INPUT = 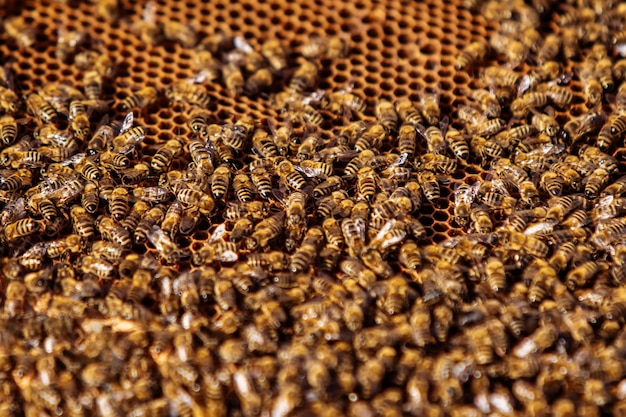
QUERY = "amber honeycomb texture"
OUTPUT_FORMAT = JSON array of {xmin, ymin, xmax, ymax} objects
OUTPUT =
[{"xmin": 3, "ymin": 0, "xmax": 626, "ymax": 415}]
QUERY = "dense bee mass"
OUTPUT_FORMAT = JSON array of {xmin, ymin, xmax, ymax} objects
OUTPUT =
[{"xmin": 3, "ymin": 0, "xmax": 626, "ymax": 415}]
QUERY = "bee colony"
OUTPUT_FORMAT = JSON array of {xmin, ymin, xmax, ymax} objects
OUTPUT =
[{"xmin": 2, "ymin": 0, "xmax": 626, "ymax": 415}]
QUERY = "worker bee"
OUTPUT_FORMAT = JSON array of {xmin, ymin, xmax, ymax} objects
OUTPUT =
[
  {"xmin": 80, "ymin": 181, "xmax": 99, "ymax": 213},
  {"xmin": 483, "ymin": 66, "xmax": 520, "ymax": 90},
  {"xmin": 289, "ymin": 59, "xmax": 318, "ymax": 94},
  {"xmin": 4, "ymin": 218, "xmax": 43, "ymax": 241},
  {"xmin": 453, "ymin": 182, "xmax": 479, "ymax": 226},
  {"xmin": 68, "ymin": 100, "xmax": 91, "ymax": 141},
  {"xmin": 147, "ymin": 225, "xmax": 182, "ymax": 264},
  {"xmin": 301, "ymin": 35, "xmax": 349, "ymax": 59},
  {"xmin": 245, "ymin": 211, "xmax": 285, "ymax": 251},
  {"xmin": 70, "ymin": 205, "xmax": 95, "ymax": 244},
  {"xmin": 211, "ymin": 164, "xmax": 232, "ymax": 200},
  {"xmin": 0, "ymin": 85, "xmax": 20, "ymax": 115},
  {"xmin": 99, "ymin": 151, "xmax": 130, "ymax": 170},
  {"xmin": 511, "ymin": 92, "xmax": 549, "ymax": 118},
  {"xmin": 276, "ymin": 159, "xmax": 306, "ymax": 190},
  {"xmin": 420, "ymin": 93, "xmax": 441, "ymax": 126},
  {"xmin": 375, "ymin": 100, "xmax": 399, "ymax": 134},
  {"xmin": 261, "ymin": 39, "xmax": 288, "ymax": 71},
  {"xmin": 490, "ymin": 33, "xmax": 527, "ymax": 67},
  {"xmin": 25, "ymin": 94, "xmax": 58, "ymax": 123},
  {"xmin": 82, "ymin": 70, "xmax": 103, "ymax": 102},
  {"xmin": 4, "ymin": 16, "xmax": 36, "ymax": 49},
  {"xmin": 29, "ymin": 195, "xmax": 58, "ymax": 221},
  {"xmin": 518, "ymin": 61, "xmax": 560, "ymax": 94},
  {"xmin": 163, "ymin": 20, "xmax": 197, "ymax": 48},
  {"xmin": 120, "ymin": 200, "xmax": 150, "ymax": 232},
  {"xmin": 151, "ymin": 139, "xmax": 183, "ymax": 174},
  {"xmin": 0, "ymin": 169, "xmax": 32, "ymax": 192},
  {"xmin": 456, "ymin": 41, "xmax": 488, "ymax": 70},
  {"xmin": 221, "ymin": 63, "xmax": 245, "ymax": 97},
  {"xmin": 251, "ymin": 129, "xmax": 278, "ymax": 158},
  {"xmin": 537, "ymin": 34, "xmax": 560, "ymax": 64},
  {"xmin": 417, "ymin": 170, "xmax": 440, "ymax": 204},
  {"xmin": 245, "ymin": 68, "xmax": 273, "ymax": 96},
  {"xmin": 166, "ymin": 82, "xmax": 211, "ymax": 108},
  {"xmin": 232, "ymin": 173, "xmax": 255, "ymax": 203},
  {"xmin": 187, "ymin": 109, "xmax": 211, "ymax": 140},
  {"xmin": 297, "ymin": 134, "xmax": 319, "ymax": 162},
  {"xmin": 97, "ymin": 215, "xmax": 132, "ymax": 247},
  {"xmin": 354, "ymin": 123, "xmax": 386, "ymax": 152},
  {"xmin": 321, "ymin": 89, "xmax": 367, "ymax": 115},
  {"xmin": 56, "ymin": 28, "xmax": 86, "ymax": 63},
  {"xmin": 468, "ymin": 88, "xmax": 500, "ymax": 118},
  {"xmin": 470, "ymin": 205, "xmax": 493, "ymax": 234},
  {"xmin": 356, "ymin": 166, "xmax": 377, "ymax": 202},
  {"xmin": 583, "ymin": 167, "xmax": 610, "ymax": 199},
  {"xmin": 119, "ymin": 86, "xmax": 158, "ymax": 112}
]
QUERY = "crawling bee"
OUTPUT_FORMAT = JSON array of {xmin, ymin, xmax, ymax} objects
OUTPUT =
[
  {"xmin": 119, "ymin": 87, "xmax": 158, "ymax": 112},
  {"xmin": 163, "ymin": 20, "xmax": 197, "ymax": 48},
  {"xmin": 456, "ymin": 41, "xmax": 488, "ymax": 70},
  {"xmin": 166, "ymin": 82, "xmax": 211, "ymax": 108}
]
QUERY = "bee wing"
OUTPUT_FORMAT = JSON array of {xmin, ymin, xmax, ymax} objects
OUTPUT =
[
  {"xmin": 439, "ymin": 116, "xmax": 450, "ymax": 138},
  {"xmin": 143, "ymin": 1, "xmax": 158, "ymax": 23},
  {"xmin": 209, "ymin": 223, "xmax": 227, "ymax": 244},
  {"xmin": 61, "ymin": 152, "xmax": 86, "ymax": 166},
  {"xmin": 120, "ymin": 112, "xmax": 134, "ymax": 134},
  {"xmin": 517, "ymin": 75, "xmax": 531, "ymax": 96},
  {"xmin": 216, "ymin": 246, "xmax": 238, "ymax": 262},
  {"xmin": 233, "ymin": 36, "xmax": 253, "ymax": 54},
  {"xmin": 523, "ymin": 220, "xmax": 558, "ymax": 236},
  {"xmin": 147, "ymin": 224, "xmax": 171, "ymax": 252},
  {"xmin": 302, "ymin": 89, "xmax": 325, "ymax": 106},
  {"xmin": 271, "ymin": 188, "xmax": 287, "ymax": 205},
  {"xmin": 2, "ymin": 61, "xmax": 16, "ymax": 91}
]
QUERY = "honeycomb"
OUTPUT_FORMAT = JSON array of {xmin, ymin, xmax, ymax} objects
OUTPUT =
[{"xmin": 1, "ymin": 0, "xmax": 626, "ymax": 415}]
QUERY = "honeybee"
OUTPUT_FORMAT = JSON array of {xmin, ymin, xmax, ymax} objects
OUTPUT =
[
  {"xmin": 97, "ymin": 215, "xmax": 132, "ymax": 247},
  {"xmin": 56, "ymin": 28, "xmax": 85, "ymax": 63},
  {"xmin": 490, "ymin": 33, "xmax": 527, "ymax": 67},
  {"xmin": 82, "ymin": 70, "xmax": 103, "ymax": 102},
  {"xmin": 416, "ymin": 170, "xmax": 440, "ymax": 204},
  {"xmin": 261, "ymin": 39, "xmax": 288, "ymax": 71},
  {"xmin": 118, "ymin": 87, "xmax": 158, "ymax": 113},
  {"xmin": 470, "ymin": 206, "xmax": 493, "ymax": 234},
  {"xmin": 291, "ymin": 226, "xmax": 324, "ymax": 272},
  {"xmin": 321, "ymin": 90, "xmax": 367, "ymax": 115},
  {"xmin": 82, "ymin": 181, "xmax": 99, "ymax": 213},
  {"xmin": 468, "ymin": 118, "xmax": 504, "ymax": 137},
  {"xmin": 68, "ymin": 100, "xmax": 91, "ymax": 141},
  {"xmin": 289, "ymin": 59, "xmax": 318, "ymax": 94},
  {"xmin": 468, "ymin": 88, "xmax": 500, "ymax": 118},
  {"xmin": 25, "ymin": 94, "xmax": 58, "ymax": 123},
  {"xmin": 0, "ymin": 86, "xmax": 19, "ymax": 115},
  {"xmin": 5, "ymin": 281, "xmax": 26, "ymax": 317},
  {"xmin": 276, "ymin": 159, "xmax": 306, "ymax": 190},
  {"xmin": 99, "ymin": 151, "xmax": 131, "ymax": 170},
  {"xmin": 301, "ymin": 35, "xmax": 349, "ymax": 59},
  {"xmin": 518, "ymin": 61, "xmax": 560, "ymax": 94},
  {"xmin": 146, "ymin": 225, "xmax": 182, "ymax": 264},
  {"xmin": 134, "ymin": 205, "xmax": 166, "ymax": 244},
  {"xmin": 4, "ymin": 16, "xmax": 36, "ymax": 49},
  {"xmin": 211, "ymin": 164, "xmax": 232, "ymax": 200},
  {"xmin": 456, "ymin": 41, "xmax": 487, "ymax": 70},
  {"xmin": 296, "ymin": 134, "xmax": 319, "ymax": 162},
  {"xmin": 453, "ymin": 182, "xmax": 479, "ymax": 226},
  {"xmin": 245, "ymin": 68, "xmax": 273, "ymax": 96},
  {"xmin": 312, "ymin": 176, "xmax": 342, "ymax": 199},
  {"xmin": 419, "ymin": 153, "xmax": 457, "ymax": 174},
  {"xmin": 420, "ymin": 93, "xmax": 440, "ymax": 125},
  {"xmin": 354, "ymin": 123, "xmax": 386, "ymax": 152},
  {"xmin": 231, "ymin": 173, "xmax": 254, "ymax": 203},
  {"xmin": 166, "ymin": 82, "xmax": 211, "ymax": 108},
  {"xmin": 537, "ymin": 34, "xmax": 560, "ymax": 64},
  {"xmin": 70, "ymin": 206, "xmax": 95, "ymax": 244},
  {"xmin": 163, "ymin": 20, "xmax": 197, "ymax": 47},
  {"xmin": 151, "ymin": 139, "xmax": 183, "ymax": 173},
  {"xmin": 246, "ymin": 212, "xmax": 285, "ymax": 250},
  {"xmin": 0, "ymin": 168, "xmax": 32, "ymax": 192},
  {"xmin": 221, "ymin": 64, "xmax": 245, "ymax": 97},
  {"xmin": 29, "ymin": 195, "xmax": 58, "ymax": 221},
  {"xmin": 4, "ymin": 217, "xmax": 43, "ymax": 242},
  {"xmin": 583, "ymin": 167, "xmax": 610, "ymax": 199},
  {"xmin": 511, "ymin": 92, "xmax": 549, "ymax": 118},
  {"xmin": 375, "ymin": 100, "xmax": 398, "ymax": 134},
  {"xmin": 483, "ymin": 66, "xmax": 520, "ymax": 90}
]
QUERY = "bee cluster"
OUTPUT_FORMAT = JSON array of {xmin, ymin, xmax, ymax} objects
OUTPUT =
[{"xmin": 2, "ymin": 0, "xmax": 626, "ymax": 415}]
